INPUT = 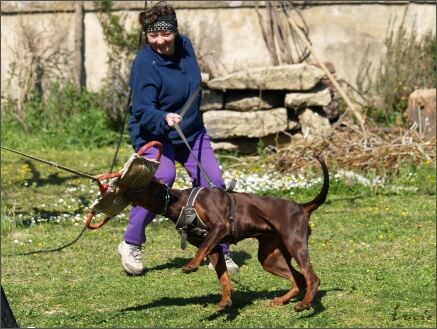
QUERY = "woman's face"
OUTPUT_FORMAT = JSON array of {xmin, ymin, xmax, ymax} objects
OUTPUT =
[{"xmin": 147, "ymin": 31, "xmax": 177, "ymax": 56}]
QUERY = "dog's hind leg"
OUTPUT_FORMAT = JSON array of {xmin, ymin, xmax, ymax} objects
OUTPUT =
[
  {"xmin": 285, "ymin": 238, "xmax": 320, "ymax": 312},
  {"xmin": 257, "ymin": 236, "xmax": 306, "ymax": 306}
]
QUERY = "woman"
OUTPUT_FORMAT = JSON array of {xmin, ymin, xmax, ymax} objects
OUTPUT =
[{"xmin": 118, "ymin": 2, "xmax": 239, "ymax": 275}]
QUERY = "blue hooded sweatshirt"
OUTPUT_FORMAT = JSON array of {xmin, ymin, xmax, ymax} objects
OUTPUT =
[{"xmin": 128, "ymin": 34, "xmax": 204, "ymax": 152}]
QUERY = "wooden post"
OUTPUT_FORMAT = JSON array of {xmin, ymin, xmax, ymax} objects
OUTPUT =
[{"xmin": 74, "ymin": 1, "xmax": 84, "ymax": 94}]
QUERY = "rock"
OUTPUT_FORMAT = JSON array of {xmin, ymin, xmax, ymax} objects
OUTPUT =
[
  {"xmin": 224, "ymin": 90, "xmax": 285, "ymax": 112},
  {"xmin": 203, "ymin": 108, "xmax": 288, "ymax": 139},
  {"xmin": 297, "ymin": 108, "xmax": 332, "ymax": 138},
  {"xmin": 200, "ymin": 89, "xmax": 223, "ymax": 111},
  {"xmin": 207, "ymin": 64, "xmax": 325, "ymax": 91},
  {"xmin": 284, "ymin": 83, "xmax": 332, "ymax": 108},
  {"xmin": 323, "ymin": 99, "xmax": 340, "ymax": 121}
]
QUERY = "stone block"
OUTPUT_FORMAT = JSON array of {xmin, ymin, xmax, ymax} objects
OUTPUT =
[{"xmin": 203, "ymin": 108, "xmax": 288, "ymax": 139}]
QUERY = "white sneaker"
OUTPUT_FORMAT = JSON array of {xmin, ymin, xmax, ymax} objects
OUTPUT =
[
  {"xmin": 208, "ymin": 253, "xmax": 239, "ymax": 273},
  {"xmin": 118, "ymin": 241, "xmax": 144, "ymax": 275}
]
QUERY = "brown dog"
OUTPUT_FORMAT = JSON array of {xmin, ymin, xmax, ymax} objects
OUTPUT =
[{"xmin": 124, "ymin": 156, "xmax": 329, "ymax": 313}]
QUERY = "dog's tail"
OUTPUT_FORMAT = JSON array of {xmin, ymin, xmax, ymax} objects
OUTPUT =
[{"xmin": 301, "ymin": 155, "xmax": 329, "ymax": 216}]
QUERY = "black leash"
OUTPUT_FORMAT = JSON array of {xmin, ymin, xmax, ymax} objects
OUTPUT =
[
  {"xmin": 3, "ymin": 226, "xmax": 87, "ymax": 257},
  {"xmin": 1, "ymin": 146, "xmax": 100, "ymax": 181},
  {"xmin": 173, "ymin": 86, "xmax": 216, "ymax": 188},
  {"xmin": 1, "ymin": 146, "xmax": 104, "ymax": 257}
]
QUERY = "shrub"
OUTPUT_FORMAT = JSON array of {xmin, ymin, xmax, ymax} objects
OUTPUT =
[
  {"xmin": 356, "ymin": 9, "xmax": 436, "ymax": 126},
  {"xmin": 1, "ymin": 81, "xmax": 121, "ymax": 150}
]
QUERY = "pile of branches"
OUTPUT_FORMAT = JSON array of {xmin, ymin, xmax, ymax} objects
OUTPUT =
[{"xmin": 269, "ymin": 123, "xmax": 436, "ymax": 174}]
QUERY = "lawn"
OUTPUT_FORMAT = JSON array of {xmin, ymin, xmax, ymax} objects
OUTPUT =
[{"xmin": 1, "ymin": 146, "xmax": 436, "ymax": 328}]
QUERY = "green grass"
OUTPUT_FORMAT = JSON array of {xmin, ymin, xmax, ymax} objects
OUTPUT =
[{"xmin": 1, "ymin": 146, "xmax": 436, "ymax": 328}]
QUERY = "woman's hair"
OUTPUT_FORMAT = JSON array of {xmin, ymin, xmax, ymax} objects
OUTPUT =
[{"xmin": 139, "ymin": 2, "xmax": 177, "ymax": 32}]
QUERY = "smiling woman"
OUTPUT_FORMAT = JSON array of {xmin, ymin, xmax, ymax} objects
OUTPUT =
[
  {"xmin": 119, "ymin": 1, "xmax": 240, "ymax": 276},
  {"xmin": 142, "ymin": 8, "xmax": 178, "ymax": 57}
]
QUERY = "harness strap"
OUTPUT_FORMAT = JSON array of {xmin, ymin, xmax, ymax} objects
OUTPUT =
[
  {"xmin": 175, "ymin": 187, "xmax": 238, "ymax": 250},
  {"xmin": 228, "ymin": 192, "xmax": 237, "ymax": 239},
  {"xmin": 187, "ymin": 187, "xmax": 204, "ymax": 208},
  {"xmin": 226, "ymin": 179, "xmax": 237, "ymax": 192},
  {"xmin": 176, "ymin": 187, "xmax": 205, "ymax": 249}
]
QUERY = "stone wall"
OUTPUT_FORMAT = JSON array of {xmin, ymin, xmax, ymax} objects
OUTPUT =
[{"xmin": 200, "ymin": 63, "xmax": 338, "ymax": 153}]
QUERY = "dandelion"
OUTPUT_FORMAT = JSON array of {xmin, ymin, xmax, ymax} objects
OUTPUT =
[{"xmin": 379, "ymin": 235, "xmax": 384, "ymax": 239}]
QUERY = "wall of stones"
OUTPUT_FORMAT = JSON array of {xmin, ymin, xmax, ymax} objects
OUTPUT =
[{"xmin": 200, "ymin": 63, "xmax": 337, "ymax": 152}]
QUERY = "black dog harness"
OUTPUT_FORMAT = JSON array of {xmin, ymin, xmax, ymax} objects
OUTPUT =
[{"xmin": 175, "ymin": 181, "xmax": 237, "ymax": 250}]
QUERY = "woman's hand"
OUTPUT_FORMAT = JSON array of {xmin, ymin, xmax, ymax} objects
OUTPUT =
[{"xmin": 165, "ymin": 113, "xmax": 182, "ymax": 128}]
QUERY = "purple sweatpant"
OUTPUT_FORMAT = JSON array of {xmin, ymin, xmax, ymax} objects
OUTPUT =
[{"xmin": 124, "ymin": 128, "xmax": 230, "ymax": 254}]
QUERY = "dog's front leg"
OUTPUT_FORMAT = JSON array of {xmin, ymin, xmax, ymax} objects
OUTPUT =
[
  {"xmin": 182, "ymin": 228, "xmax": 229, "ymax": 274},
  {"xmin": 209, "ymin": 251, "xmax": 233, "ymax": 313}
]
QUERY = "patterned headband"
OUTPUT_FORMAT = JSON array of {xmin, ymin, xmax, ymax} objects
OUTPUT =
[{"xmin": 144, "ymin": 13, "xmax": 178, "ymax": 33}]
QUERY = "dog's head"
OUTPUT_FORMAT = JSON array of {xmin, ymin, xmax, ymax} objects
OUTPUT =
[{"xmin": 124, "ymin": 177, "xmax": 168, "ymax": 210}]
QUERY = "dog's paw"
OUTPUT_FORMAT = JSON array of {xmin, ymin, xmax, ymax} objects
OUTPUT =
[
  {"xmin": 294, "ymin": 302, "xmax": 312, "ymax": 312},
  {"xmin": 270, "ymin": 297, "xmax": 287, "ymax": 306},
  {"xmin": 182, "ymin": 265, "xmax": 199, "ymax": 273},
  {"xmin": 217, "ymin": 299, "xmax": 232, "ymax": 313}
]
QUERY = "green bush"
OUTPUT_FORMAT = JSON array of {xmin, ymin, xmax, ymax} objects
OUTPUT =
[
  {"xmin": 356, "ymin": 10, "xmax": 436, "ymax": 126},
  {"xmin": 1, "ymin": 81, "xmax": 123, "ymax": 150}
]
